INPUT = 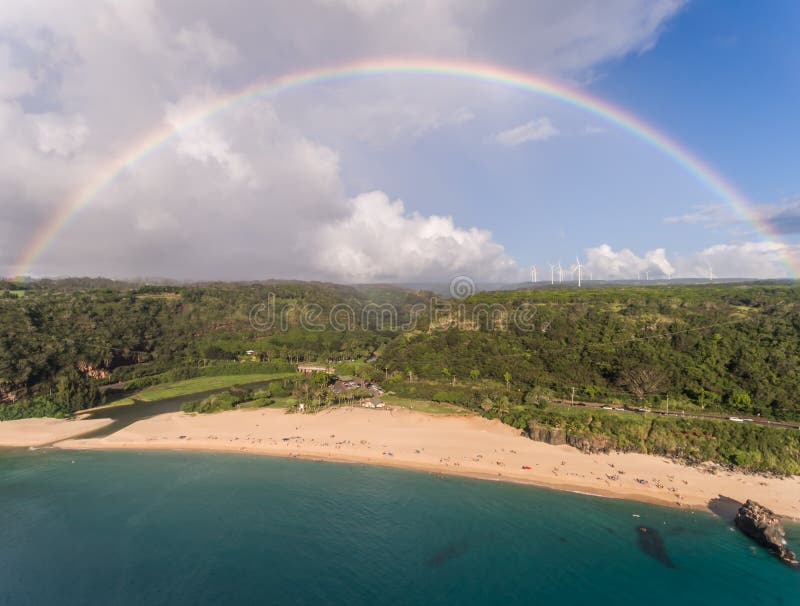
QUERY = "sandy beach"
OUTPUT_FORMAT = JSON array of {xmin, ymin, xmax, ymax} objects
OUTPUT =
[
  {"xmin": 32, "ymin": 405, "xmax": 797, "ymax": 518},
  {"xmin": 0, "ymin": 416, "xmax": 113, "ymax": 447}
]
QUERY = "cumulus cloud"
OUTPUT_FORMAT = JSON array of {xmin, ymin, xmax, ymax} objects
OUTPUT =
[
  {"xmin": 683, "ymin": 241, "xmax": 797, "ymax": 279},
  {"xmin": 165, "ymin": 96, "xmax": 256, "ymax": 185},
  {"xmin": 585, "ymin": 244, "xmax": 675, "ymax": 279},
  {"xmin": 315, "ymin": 191, "xmax": 522, "ymax": 282},
  {"xmin": 0, "ymin": 0, "xmax": 693, "ymax": 281},
  {"xmin": 2, "ymin": 87, "xmax": 519, "ymax": 281},
  {"xmin": 494, "ymin": 117, "xmax": 559, "ymax": 146},
  {"xmin": 584, "ymin": 242, "xmax": 797, "ymax": 280}
]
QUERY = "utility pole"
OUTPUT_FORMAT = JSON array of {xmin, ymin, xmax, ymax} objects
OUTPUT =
[
  {"xmin": 571, "ymin": 387, "xmax": 575, "ymax": 405},
  {"xmin": 666, "ymin": 394, "xmax": 669, "ymax": 415}
]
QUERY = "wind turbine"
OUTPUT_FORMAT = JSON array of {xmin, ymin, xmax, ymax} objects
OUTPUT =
[
  {"xmin": 530, "ymin": 265, "xmax": 537, "ymax": 283},
  {"xmin": 557, "ymin": 262, "xmax": 563, "ymax": 284},
  {"xmin": 707, "ymin": 263, "xmax": 713, "ymax": 282},
  {"xmin": 573, "ymin": 255, "xmax": 584, "ymax": 288},
  {"xmin": 548, "ymin": 263, "xmax": 555, "ymax": 285}
]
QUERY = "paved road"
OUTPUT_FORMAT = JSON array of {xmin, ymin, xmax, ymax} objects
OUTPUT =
[{"xmin": 551, "ymin": 398, "xmax": 800, "ymax": 430}]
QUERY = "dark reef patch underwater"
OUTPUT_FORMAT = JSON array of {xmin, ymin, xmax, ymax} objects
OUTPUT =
[{"xmin": 637, "ymin": 526, "xmax": 676, "ymax": 569}]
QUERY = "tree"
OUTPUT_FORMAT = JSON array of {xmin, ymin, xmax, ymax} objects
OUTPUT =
[
  {"xmin": 619, "ymin": 366, "xmax": 666, "ymax": 400},
  {"xmin": 503, "ymin": 371, "xmax": 512, "ymax": 389},
  {"xmin": 469, "ymin": 369, "xmax": 480, "ymax": 381},
  {"xmin": 53, "ymin": 369, "xmax": 100, "ymax": 413},
  {"xmin": 524, "ymin": 386, "xmax": 554, "ymax": 408},
  {"xmin": 727, "ymin": 389, "xmax": 752, "ymax": 413},
  {"xmin": 203, "ymin": 345, "xmax": 232, "ymax": 360},
  {"xmin": 496, "ymin": 396, "xmax": 511, "ymax": 417}
]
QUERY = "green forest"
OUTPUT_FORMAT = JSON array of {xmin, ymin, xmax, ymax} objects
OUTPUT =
[{"xmin": 2, "ymin": 278, "xmax": 800, "ymax": 474}]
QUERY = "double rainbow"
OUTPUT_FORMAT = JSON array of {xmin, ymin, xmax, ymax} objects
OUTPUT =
[{"xmin": 10, "ymin": 58, "xmax": 797, "ymax": 279}]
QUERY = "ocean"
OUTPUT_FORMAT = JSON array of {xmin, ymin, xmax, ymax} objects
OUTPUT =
[{"xmin": 1, "ymin": 448, "xmax": 797, "ymax": 605}]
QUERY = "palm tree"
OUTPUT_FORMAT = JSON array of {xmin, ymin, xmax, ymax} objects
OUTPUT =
[{"xmin": 496, "ymin": 396, "xmax": 511, "ymax": 418}]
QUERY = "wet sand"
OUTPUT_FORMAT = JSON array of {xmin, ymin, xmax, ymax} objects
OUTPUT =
[
  {"xmin": 49, "ymin": 406, "xmax": 800, "ymax": 518},
  {"xmin": 0, "ymin": 417, "xmax": 113, "ymax": 447}
]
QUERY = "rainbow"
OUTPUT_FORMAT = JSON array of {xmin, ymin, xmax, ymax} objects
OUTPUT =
[{"xmin": 10, "ymin": 57, "xmax": 798, "ymax": 278}]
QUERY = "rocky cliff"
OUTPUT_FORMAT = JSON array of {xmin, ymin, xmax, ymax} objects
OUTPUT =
[{"xmin": 526, "ymin": 422, "xmax": 616, "ymax": 453}]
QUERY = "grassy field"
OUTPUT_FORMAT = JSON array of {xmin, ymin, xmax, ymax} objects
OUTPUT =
[
  {"xmin": 239, "ymin": 395, "xmax": 296, "ymax": 410},
  {"xmin": 105, "ymin": 373, "xmax": 297, "ymax": 407},
  {"xmin": 382, "ymin": 395, "xmax": 474, "ymax": 416}
]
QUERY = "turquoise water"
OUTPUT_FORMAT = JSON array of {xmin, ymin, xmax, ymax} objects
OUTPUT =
[{"xmin": 1, "ymin": 449, "xmax": 798, "ymax": 605}]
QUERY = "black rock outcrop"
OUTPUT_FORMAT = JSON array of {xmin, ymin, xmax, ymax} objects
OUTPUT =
[{"xmin": 735, "ymin": 500, "xmax": 798, "ymax": 568}]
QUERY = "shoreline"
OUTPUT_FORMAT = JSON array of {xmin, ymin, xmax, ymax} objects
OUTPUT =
[
  {"xmin": 45, "ymin": 406, "xmax": 800, "ymax": 519},
  {"xmin": 58, "ymin": 440, "xmax": 709, "ymax": 513},
  {"xmin": 0, "ymin": 417, "xmax": 113, "ymax": 447}
]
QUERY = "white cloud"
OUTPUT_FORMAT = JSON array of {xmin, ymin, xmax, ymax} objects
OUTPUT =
[
  {"xmin": 0, "ymin": 0, "xmax": 691, "ymax": 281},
  {"xmin": 34, "ymin": 114, "xmax": 88, "ymax": 156},
  {"xmin": 682, "ymin": 241, "xmax": 797, "ymax": 279},
  {"xmin": 585, "ymin": 244, "xmax": 674, "ymax": 279},
  {"xmin": 315, "ymin": 191, "xmax": 522, "ymax": 282},
  {"xmin": 494, "ymin": 117, "xmax": 559, "ymax": 146},
  {"xmin": 165, "ymin": 96, "xmax": 256, "ymax": 185},
  {"xmin": 584, "ymin": 241, "xmax": 797, "ymax": 280}
]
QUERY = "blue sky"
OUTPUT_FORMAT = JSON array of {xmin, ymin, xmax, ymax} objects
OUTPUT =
[
  {"xmin": 0, "ymin": 1, "xmax": 797, "ymax": 281},
  {"xmin": 324, "ymin": 1, "xmax": 800, "ymax": 276},
  {"xmin": 597, "ymin": 0, "xmax": 800, "ymax": 203}
]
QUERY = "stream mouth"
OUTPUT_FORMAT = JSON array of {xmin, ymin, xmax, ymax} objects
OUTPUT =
[{"xmin": 70, "ymin": 380, "xmax": 276, "ymax": 441}]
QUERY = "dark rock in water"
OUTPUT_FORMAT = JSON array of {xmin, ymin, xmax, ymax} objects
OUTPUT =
[
  {"xmin": 735, "ymin": 500, "xmax": 799, "ymax": 568},
  {"xmin": 637, "ymin": 526, "xmax": 676, "ymax": 568},
  {"xmin": 425, "ymin": 541, "xmax": 469, "ymax": 567}
]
